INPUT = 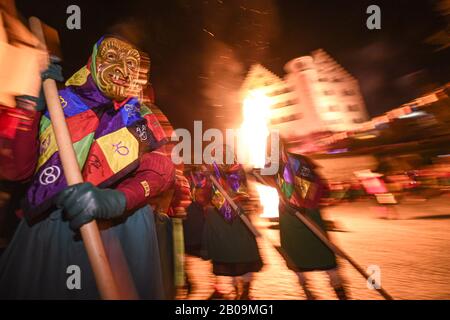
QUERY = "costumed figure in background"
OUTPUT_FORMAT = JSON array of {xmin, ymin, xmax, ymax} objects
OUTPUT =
[
  {"xmin": 0, "ymin": 36, "xmax": 180, "ymax": 299},
  {"xmin": 197, "ymin": 160, "xmax": 262, "ymax": 300},
  {"xmin": 276, "ymin": 151, "xmax": 348, "ymax": 300},
  {"xmin": 182, "ymin": 165, "xmax": 211, "ymax": 296},
  {"xmin": 142, "ymin": 86, "xmax": 192, "ymax": 299}
]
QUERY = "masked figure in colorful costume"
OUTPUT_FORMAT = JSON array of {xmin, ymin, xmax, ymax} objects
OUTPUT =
[
  {"xmin": 277, "ymin": 151, "xmax": 348, "ymax": 300},
  {"xmin": 0, "ymin": 36, "xmax": 179, "ymax": 299},
  {"xmin": 142, "ymin": 88, "xmax": 192, "ymax": 299},
  {"xmin": 189, "ymin": 161, "xmax": 262, "ymax": 300},
  {"xmin": 180, "ymin": 165, "xmax": 211, "ymax": 296}
]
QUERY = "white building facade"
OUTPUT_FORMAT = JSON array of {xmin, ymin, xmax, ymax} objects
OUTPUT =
[{"xmin": 241, "ymin": 49, "xmax": 369, "ymax": 141}]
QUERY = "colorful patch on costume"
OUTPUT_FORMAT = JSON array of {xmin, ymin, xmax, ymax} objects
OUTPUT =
[
  {"xmin": 279, "ymin": 153, "xmax": 322, "ymax": 209},
  {"xmin": 128, "ymin": 118, "xmax": 161, "ymax": 154},
  {"xmin": 140, "ymin": 104, "xmax": 152, "ymax": 117},
  {"xmin": 39, "ymin": 115, "xmax": 51, "ymax": 133},
  {"xmin": 36, "ymin": 124, "xmax": 58, "ymax": 172},
  {"xmin": 144, "ymin": 112, "xmax": 166, "ymax": 143},
  {"xmin": 66, "ymin": 109, "xmax": 99, "ymax": 143},
  {"xmin": 27, "ymin": 153, "xmax": 67, "ymax": 214},
  {"xmin": 82, "ymin": 142, "xmax": 115, "ymax": 186},
  {"xmin": 280, "ymin": 178, "xmax": 294, "ymax": 199},
  {"xmin": 96, "ymin": 127, "xmax": 139, "ymax": 174},
  {"xmin": 295, "ymin": 176, "xmax": 311, "ymax": 199},
  {"xmin": 210, "ymin": 162, "xmax": 248, "ymax": 222},
  {"xmin": 44, "ymin": 88, "xmax": 90, "ymax": 119},
  {"xmin": 65, "ymin": 66, "xmax": 90, "ymax": 87},
  {"xmin": 120, "ymin": 98, "xmax": 141, "ymax": 126},
  {"xmin": 73, "ymin": 133, "xmax": 95, "ymax": 168}
]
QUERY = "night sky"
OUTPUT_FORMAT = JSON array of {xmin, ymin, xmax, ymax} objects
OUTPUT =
[{"xmin": 15, "ymin": 0, "xmax": 450, "ymax": 132}]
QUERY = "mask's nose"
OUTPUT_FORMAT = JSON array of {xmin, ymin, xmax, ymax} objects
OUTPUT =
[
  {"xmin": 121, "ymin": 59, "xmax": 129, "ymax": 77},
  {"xmin": 113, "ymin": 62, "xmax": 128, "ymax": 79}
]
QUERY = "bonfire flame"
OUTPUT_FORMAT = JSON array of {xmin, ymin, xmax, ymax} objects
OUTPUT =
[
  {"xmin": 240, "ymin": 90, "xmax": 271, "ymax": 168},
  {"xmin": 240, "ymin": 90, "xmax": 279, "ymax": 218},
  {"xmin": 256, "ymin": 184, "xmax": 280, "ymax": 218}
]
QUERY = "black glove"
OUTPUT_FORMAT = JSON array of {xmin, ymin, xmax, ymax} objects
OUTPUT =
[
  {"xmin": 56, "ymin": 182, "xmax": 127, "ymax": 231},
  {"xmin": 17, "ymin": 63, "xmax": 64, "ymax": 112},
  {"xmin": 42, "ymin": 63, "xmax": 64, "ymax": 83}
]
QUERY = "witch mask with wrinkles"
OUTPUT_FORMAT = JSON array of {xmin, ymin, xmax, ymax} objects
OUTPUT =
[{"xmin": 91, "ymin": 37, "xmax": 150, "ymax": 101}]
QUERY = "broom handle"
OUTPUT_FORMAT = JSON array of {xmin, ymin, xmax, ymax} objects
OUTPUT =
[
  {"xmin": 29, "ymin": 16, "xmax": 120, "ymax": 300},
  {"xmin": 0, "ymin": 12, "xmax": 7, "ymax": 42}
]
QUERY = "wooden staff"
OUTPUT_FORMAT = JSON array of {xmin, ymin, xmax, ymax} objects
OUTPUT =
[
  {"xmin": 252, "ymin": 169, "xmax": 394, "ymax": 300},
  {"xmin": 29, "ymin": 17, "xmax": 120, "ymax": 300}
]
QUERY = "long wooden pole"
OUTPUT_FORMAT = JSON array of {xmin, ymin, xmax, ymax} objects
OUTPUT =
[
  {"xmin": 29, "ymin": 17, "xmax": 120, "ymax": 300},
  {"xmin": 253, "ymin": 170, "xmax": 394, "ymax": 300}
]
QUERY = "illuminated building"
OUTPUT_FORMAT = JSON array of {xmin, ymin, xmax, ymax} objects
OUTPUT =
[{"xmin": 240, "ymin": 49, "xmax": 369, "ymax": 141}]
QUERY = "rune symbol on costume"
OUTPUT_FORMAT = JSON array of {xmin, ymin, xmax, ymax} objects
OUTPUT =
[
  {"xmin": 39, "ymin": 166, "xmax": 61, "ymax": 185},
  {"xmin": 40, "ymin": 135, "xmax": 51, "ymax": 154},
  {"xmin": 112, "ymin": 141, "xmax": 130, "ymax": 156},
  {"xmin": 59, "ymin": 96, "xmax": 68, "ymax": 108},
  {"xmin": 124, "ymin": 103, "xmax": 138, "ymax": 118},
  {"xmin": 300, "ymin": 166, "xmax": 311, "ymax": 177},
  {"xmin": 87, "ymin": 154, "xmax": 104, "ymax": 175},
  {"xmin": 136, "ymin": 125, "xmax": 148, "ymax": 141}
]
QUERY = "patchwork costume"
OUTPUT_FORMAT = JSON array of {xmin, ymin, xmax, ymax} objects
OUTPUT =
[
  {"xmin": 184, "ymin": 169, "xmax": 210, "ymax": 258},
  {"xmin": 0, "ymin": 37, "xmax": 177, "ymax": 299},
  {"xmin": 144, "ymin": 92, "xmax": 192, "ymax": 299},
  {"xmin": 204, "ymin": 163, "xmax": 262, "ymax": 276},
  {"xmin": 278, "ymin": 153, "xmax": 336, "ymax": 272},
  {"xmin": 188, "ymin": 163, "xmax": 262, "ymax": 299},
  {"xmin": 277, "ymin": 152, "xmax": 347, "ymax": 300}
]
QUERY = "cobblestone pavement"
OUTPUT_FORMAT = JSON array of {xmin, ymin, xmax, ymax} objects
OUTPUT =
[{"xmin": 180, "ymin": 194, "xmax": 450, "ymax": 300}]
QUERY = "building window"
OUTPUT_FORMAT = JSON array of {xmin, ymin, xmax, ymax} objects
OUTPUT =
[
  {"xmin": 329, "ymin": 105, "xmax": 339, "ymax": 112},
  {"xmin": 270, "ymin": 113, "xmax": 303, "ymax": 125},
  {"xmin": 279, "ymin": 88, "xmax": 291, "ymax": 95},
  {"xmin": 342, "ymin": 89, "xmax": 355, "ymax": 96},
  {"xmin": 273, "ymin": 101, "xmax": 291, "ymax": 109},
  {"xmin": 347, "ymin": 104, "xmax": 359, "ymax": 112},
  {"xmin": 268, "ymin": 87, "xmax": 291, "ymax": 97}
]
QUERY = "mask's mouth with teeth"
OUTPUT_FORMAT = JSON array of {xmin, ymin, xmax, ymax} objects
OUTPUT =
[{"xmin": 109, "ymin": 73, "xmax": 130, "ymax": 87}]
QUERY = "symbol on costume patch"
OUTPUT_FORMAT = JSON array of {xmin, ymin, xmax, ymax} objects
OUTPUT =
[
  {"xmin": 300, "ymin": 166, "xmax": 311, "ymax": 177},
  {"xmin": 59, "ymin": 96, "xmax": 68, "ymax": 108},
  {"xmin": 39, "ymin": 166, "xmax": 61, "ymax": 185},
  {"xmin": 136, "ymin": 125, "xmax": 148, "ymax": 141},
  {"xmin": 87, "ymin": 154, "xmax": 104, "ymax": 175},
  {"xmin": 112, "ymin": 141, "xmax": 130, "ymax": 156},
  {"xmin": 124, "ymin": 104, "xmax": 137, "ymax": 117},
  {"xmin": 40, "ymin": 135, "xmax": 51, "ymax": 153}
]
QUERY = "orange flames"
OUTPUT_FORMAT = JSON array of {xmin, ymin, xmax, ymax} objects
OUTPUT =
[{"xmin": 240, "ymin": 90, "xmax": 279, "ymax": 218}]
